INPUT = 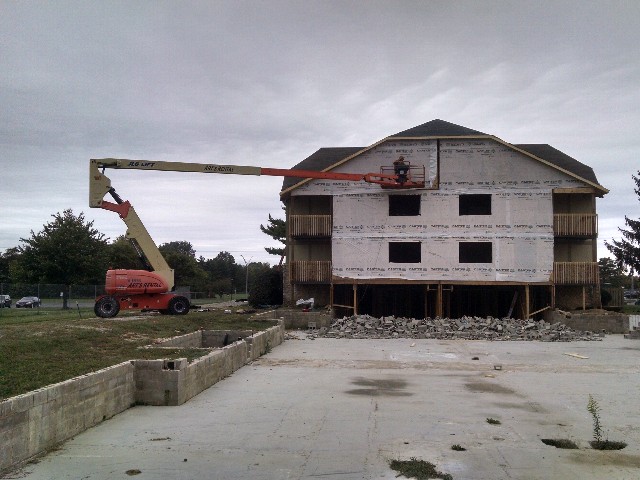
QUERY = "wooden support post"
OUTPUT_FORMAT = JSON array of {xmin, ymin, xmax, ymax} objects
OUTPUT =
[
  {"xmin": 436, "ymin": 283, "xmax": 443, "ymax": 318},
  {"xmin": 329, "ymin": 283, "xmax": 334, "ymax": 313},
  {"xmin": 424, "ymin": 285, "xmax": 429, "ymax": 319},
  {"xmin": 551, "ymin": 285, "xmax": 556, "ymax": 309},
  {"xmin": 525, "ymin": 284, "xmax": 530, "ymax": 320},
  {"xmin": 289, "ymin": 264, "xmax": 296, "ymax": 307},
  {"xmin": 507, "ymin": 290, "xmax": 518, "ymax": 318},
  {"xmin": 353, "ymin": 283, "xmax": 358, "ymax": 316},
  {"xmin": 582, "ymin": 285, "xmax": 586, "ymax": 310}
]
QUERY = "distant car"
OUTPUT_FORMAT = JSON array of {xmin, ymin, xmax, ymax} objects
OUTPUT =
[
  {"xmin": 15, "ymin": 296, "xmax": 41, "ymax": 308},
  {"xmin": 0, "ymin": 294, "xmax": 11, "ymax": 307}
]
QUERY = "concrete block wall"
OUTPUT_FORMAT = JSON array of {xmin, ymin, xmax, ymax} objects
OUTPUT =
[
  {"xmin": 247, "ymin": 321, "xmax": 286, "ymax": 361},
  {"xmin": 182, "ymin": 342, "xmax": 249, "ymax": 403},
  {"xmin": 1, "ymin": 321, "xmax": 286, "ymax": 473},
  {"xmin": 545, "ymin": 310, "xmax": 629, "ymax": 334},
  {"xmin": 154, "ymin": 330, "xmax": 255, "ymax": 349},
  {"xmin": 132, "ymin": 322, "xmax": 285, "ymax": 405},
  {"xmin": 134, "ymin": 358, "xmax": 188, "ymax": 406},
  {"xmin": 202, "ymin": 330, "xmax": 253, "ymax": 348},
  {"xmin": 0, "ymin": 362, "xmax": 135, "ymax": 473},
  {"xmin": 282, "ymin": 310, "xmax": 333, "ymax": 330},
  {"xmin": 155, "ymin": 330, "xmax": 202, "ymax": 348}
]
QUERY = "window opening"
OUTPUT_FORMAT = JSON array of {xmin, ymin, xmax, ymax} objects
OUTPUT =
[
  {"xmin": 389, "ymin": 195, "xmax": 421, "ymax": 216},
  {"xmin": 389, "ymin": 242, "xmax": 421, "ymax": 263},
  {"xmin": 459, "ymin": 194, "xmax": 491, "ymax": 215},
  {"xmin": 459, "ymin": 242, "xmax": 492, "ymax": 263}
]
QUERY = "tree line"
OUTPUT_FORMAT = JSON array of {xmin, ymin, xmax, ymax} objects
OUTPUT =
[{"xmin": 0, "ymin": 209, "xmax": 285, "ymax": 307}]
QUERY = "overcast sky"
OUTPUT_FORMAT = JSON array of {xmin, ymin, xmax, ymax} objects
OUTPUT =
[{"xmin": 1, "ymin": 0, "xmax": 638, "ymax": 267}]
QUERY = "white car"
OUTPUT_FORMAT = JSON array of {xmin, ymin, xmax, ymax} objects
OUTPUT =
[{"xmin": 0, "ymin": 294, "xmax": 11, "ymax": 307}]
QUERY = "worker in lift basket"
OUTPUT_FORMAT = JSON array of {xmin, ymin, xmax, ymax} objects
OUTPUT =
[{"xmin": 393, "ymin": 156, "xmax": 409, "ymax": 183}]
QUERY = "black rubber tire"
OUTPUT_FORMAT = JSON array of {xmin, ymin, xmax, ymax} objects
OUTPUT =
[
  {"xmin": 168, "ymin": 296, "xmax": 190, "ymax": 315},
  {"xmin": 94, "ymin": 296, "xmax": 120, "ymax": 318}
]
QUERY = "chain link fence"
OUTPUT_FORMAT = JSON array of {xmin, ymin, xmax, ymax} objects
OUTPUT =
[
  {"xmin": 0, "ymin": 283, "xmax": 106, "ymax": 308},
  {"xmin": 0, "ymin": 284, "xmax": 205, "ymax": 308}
]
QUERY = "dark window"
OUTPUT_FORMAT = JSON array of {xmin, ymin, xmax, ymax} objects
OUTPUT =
[
  {"xmin": 459, "ymin": 242, "xmax": 492, "ymax": 263},
  {"xmin": 389, "ymin": 195, "xmax": 421, "ymax": 216},
  {"xmin": 389, "ymin": 242, "xmax": 421, "ymax": 263},
  {"xmin": 459, "ymin": 194, "xmax": 491, "ymax": 215}
]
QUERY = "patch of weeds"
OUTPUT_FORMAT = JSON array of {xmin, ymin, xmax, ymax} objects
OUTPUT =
[
  {"xmin": 125, "ymin": 469, "xmax": 142, "ymax": 476},
  {"xmin": 486, "ymin": 417, "xmax": 501, "ymax": 425},
  {"xmin": 587, "ymin": 394, "xmax": 627, "ymax": 450},
  {"xmin": 451, "ymin": 444, "xmax": 466, "ymax": 451},
  {"xmin": 264, "ymin": 341, "xmax": 272, "ymax": 355},
  {"xmin": 587, "ymin": 395, "xmax": 603, "ymax": 442},
  {"xmin": 389, "ymin": 457, "xmax": 453, "ymax": 480},
  {"xmin": 541, "ymin": 438, "xmax": 578, "ymax": 449}
]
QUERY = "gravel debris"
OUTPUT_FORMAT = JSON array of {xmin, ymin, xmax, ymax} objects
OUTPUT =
[{"xmin": 314, "ymin": 315, "xmax": 603, "ymax": 341}]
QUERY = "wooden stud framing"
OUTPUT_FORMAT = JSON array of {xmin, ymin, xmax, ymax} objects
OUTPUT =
[{"xmin": 353, "ymin": 284, "xmax": 358, "ymax": 316}]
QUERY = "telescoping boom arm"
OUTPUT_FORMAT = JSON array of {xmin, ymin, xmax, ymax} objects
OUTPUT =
[{"xmin": 89, "ymin": 157, "xmax": 425, "ymax": 191}]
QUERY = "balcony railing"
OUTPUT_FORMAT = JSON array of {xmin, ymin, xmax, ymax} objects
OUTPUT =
[
  {"xmin": 553, "ymin": 213, "xmax": 597, "ymax": 237},
  {"xmin": 289, "ymin": 215, "xmax": 332, "ymax": 238},
  {"xmin": 290, "ymin": 260, "xmax": 332, "ymax": 284},
  {"xmin": 552, "ymin": 262, "xmax": 599, "ymax": 285}
]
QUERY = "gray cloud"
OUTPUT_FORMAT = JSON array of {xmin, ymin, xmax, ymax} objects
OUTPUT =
[{"xmin": 1, "ymin": 0, "xmax": 638, "ymax": 265}]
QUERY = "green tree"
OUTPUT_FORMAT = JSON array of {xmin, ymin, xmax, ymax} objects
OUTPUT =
[
  {"xmin": 0, "ymin": 247, "xmax": 21, "ymax": 284},
  {"xmin": 159, "ymin": 241, "xmax": 196, "ymax": 257},
  {"xmin": 209, "ymin": 278, "xmax": 233, "ymax": 299},
  {"xmin": 106, "ymin": 236, "xmax": 142, "ymax": 270},
  {"xmin": 598, "ymin": 257, "xmax": 627, "ymax": 288},
  {"xmin": 606, "ymin": 171, "xmax": 640, "ymax": 273},
  {"xmin": 198, "ymin": 251, "xmax": 242, "ymax": 292},
  {"xmin": 159, "ymin": 241, "xmax": 207, "ymax": 289},
  {"xmin": 16, "ymin": 210, "xmax": 109, "ymax": 308},
  {"xmin": 248, "ymin": 262, "xmax": 283, "ymax": 307},
  {"xmin": 260, "ymin": 212, "xmax": 286, "ymax": 257}
]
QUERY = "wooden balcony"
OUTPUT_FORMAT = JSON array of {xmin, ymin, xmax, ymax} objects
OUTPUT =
[
  {"xmin": 289, "ymin": 215, "xmax": 332, "ymax": 238},
  {"xmin": 552, "ymin": 262, "xmax": 599, "ymax": 285},
  {"xmin": 553, "ymin": 213, "xmax": 597, "ymax": 237},
  {"xmin": 290, "ymin": 260, "xmax": 332, "ymax": 284}
]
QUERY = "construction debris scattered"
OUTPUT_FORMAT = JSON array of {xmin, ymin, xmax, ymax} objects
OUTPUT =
[{"xmin": 315, "ymin": 315, "xmax": 604, "ymax": 341}]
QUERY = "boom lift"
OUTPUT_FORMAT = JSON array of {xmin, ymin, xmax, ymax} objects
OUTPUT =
[{"xmin": 89, "ymin": 158, "xmax": 425, "ymax": 318}]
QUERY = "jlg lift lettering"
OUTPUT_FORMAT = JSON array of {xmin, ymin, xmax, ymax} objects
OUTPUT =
[
  {"xmin": 127, "ymin": 161, "xmax": 156, "ymax": 167},
  {"xmin": 204, "ymin": 165, "xmax": 234, "ymax": 172}
]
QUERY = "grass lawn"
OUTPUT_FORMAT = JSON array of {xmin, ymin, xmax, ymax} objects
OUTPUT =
[{"xmin": 0, "ymin": 306, "xmax": 277, "ymax": 400}]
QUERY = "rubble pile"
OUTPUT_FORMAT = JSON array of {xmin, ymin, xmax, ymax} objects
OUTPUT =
[{"xmin": 317, "ymin": 315, "xmax": 603, "ymax": 342}]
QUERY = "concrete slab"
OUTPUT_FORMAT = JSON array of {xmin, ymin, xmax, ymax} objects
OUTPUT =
[{"xmin": 6, "ymin": 334, "xmax": 640, "ymax": 480}]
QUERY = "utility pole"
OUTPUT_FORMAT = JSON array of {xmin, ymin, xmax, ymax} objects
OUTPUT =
[{"xmin": 240, "ymin": 255, "xmax": 253, "ymax": 297}]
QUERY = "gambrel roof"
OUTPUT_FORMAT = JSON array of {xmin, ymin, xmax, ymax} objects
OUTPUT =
[{"xmin": 281, "ymin": 119, "xmax": 607, "ymax": 195}]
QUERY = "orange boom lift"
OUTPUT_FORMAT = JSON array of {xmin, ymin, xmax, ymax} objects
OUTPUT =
[{"xmin": 89, "ymin": 158, "xmax": 425, "ymax": 318}]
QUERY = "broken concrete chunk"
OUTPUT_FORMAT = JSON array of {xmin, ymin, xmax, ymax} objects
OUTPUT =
[{"xmin": 319, "ymin": 313, "xmax": 601, "ymax": 342}]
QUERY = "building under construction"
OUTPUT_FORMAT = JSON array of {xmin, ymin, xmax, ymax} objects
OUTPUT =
[{"xmin": 280, "ymin": 119, "xmax": 607, "ymax": 320}]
